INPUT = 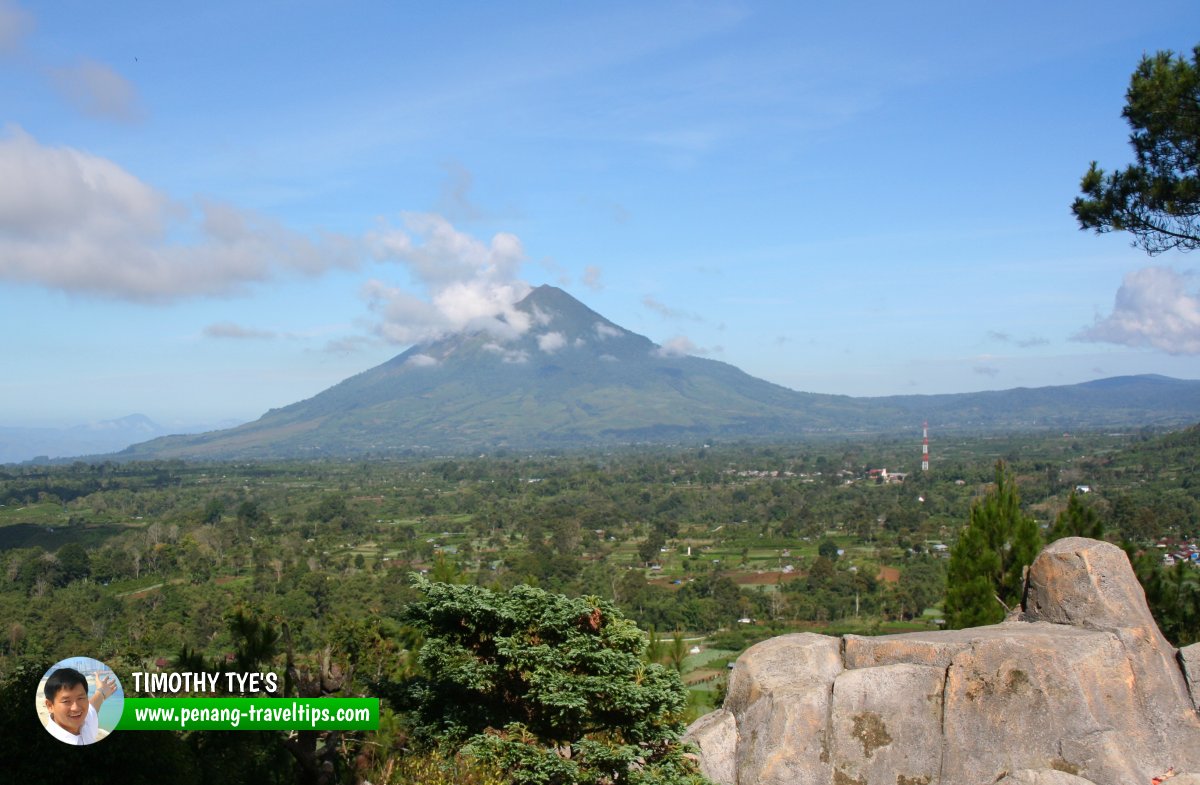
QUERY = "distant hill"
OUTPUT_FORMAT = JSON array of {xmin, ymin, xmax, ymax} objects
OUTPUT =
[
  {"xmin": 0, "ymin": 414, "xmax": 232, "ymax": 464},
  {"xmin": 96, "ymin": 286, "xmax": 1200, "ymax": 460},
  {"xmin": 873, "ymin": 374, "xmax": 1200, "ymax": 431}
]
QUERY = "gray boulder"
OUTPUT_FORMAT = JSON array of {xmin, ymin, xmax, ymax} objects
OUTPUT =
[
  {"xmin": 685, "ymin": 538, "xmax": 1200, "ymax": 785},
  {"xmin": 1181, "ymin": 642, "xmax": 1200, "ymax": 712},
  {"xmin": 721, "ymin": 633, "xmax": 842, "ymax": 785},
  {"xmin": 995, "ymin": 771, "xmax": 1099, "ymax": 785}
]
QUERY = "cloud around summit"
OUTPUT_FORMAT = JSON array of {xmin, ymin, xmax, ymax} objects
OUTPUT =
[
  {"xmin": 655, "ymin": 335, "xmax": 698, "ymax": 357},
  {"xmin": 537, "ymin": 331, "xmax": 567, "ymax": 353},
  {"xmin": 364, "ymin": 212, "xmax": 532, "ymax": 345}
]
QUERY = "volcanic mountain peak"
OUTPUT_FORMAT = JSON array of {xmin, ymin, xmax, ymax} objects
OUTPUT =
[
  {"xmin": 518, "ymin": 284, "xmax": 611, "ymax": 327},
  {"xmin": 511, "ymin": 285, "xmax": 646, "ymax": 350},
  {"xmin": 396, "ymin": 285, "xmax": 654, "ymax": 369}
]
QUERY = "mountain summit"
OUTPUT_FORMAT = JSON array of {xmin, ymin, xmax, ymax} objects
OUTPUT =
[
  {"xmin": 394, "ymin": 284, "xmax": 658, "ymax": 368},
  {"xmin": 117, "ymin": 286, "xmax": 1200, "ymax": 460},
  {"xmin": 121, "ymin": 286, "xmax": 884, "ymax": 459}
]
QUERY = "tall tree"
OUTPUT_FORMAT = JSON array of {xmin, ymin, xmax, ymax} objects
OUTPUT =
[
  {"xmin": 1072, "ymin": 45, "xmax": 1200, "ymax": 253},
  {"xmin": 55, "ymin": 543, "xmax": 91, "ymax": 584},
  {"xmin": 1050, "ymin": 490, "xmax": 1104, "ymax": 541},
  {"xmin": 945, "ymin": 461, "xmax": 1042, "ymax": 629}
]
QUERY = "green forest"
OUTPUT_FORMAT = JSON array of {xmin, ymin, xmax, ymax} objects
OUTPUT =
[{"xmin": 2, "ymin": 425, "xmax": 1199, "ymax": 784}]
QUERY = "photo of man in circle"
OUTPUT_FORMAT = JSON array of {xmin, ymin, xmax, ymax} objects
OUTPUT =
[{"xmin": 37, "ymin": 657, "xmax": 123, "ymax": 745}]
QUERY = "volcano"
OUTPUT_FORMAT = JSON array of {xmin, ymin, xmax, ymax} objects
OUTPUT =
[{"xmin": 117, "ymin": 286, "xmax": 1200, "ymax": 460}]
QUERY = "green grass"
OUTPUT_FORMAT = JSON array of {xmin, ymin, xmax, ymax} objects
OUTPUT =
[
  {"xmin": 685, "ymin": 686, "xmax": 723, "ymax": 721},
  {"xmin": 0, "ymin": 502, "xmax": 67, "ymax": 525},
  {"xmin": 682, "ymin": 647, "xmax": 737, "ymax": 671}
]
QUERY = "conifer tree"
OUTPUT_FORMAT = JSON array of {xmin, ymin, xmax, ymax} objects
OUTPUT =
[
  {"xmin": 1050, "ymin": 490, "xmax": 1104, "ymax": 541},
  {"xmin": 1073, "ymin": 45, "xmax": 1200, "ymax": 253},
  {"xmin": 945, "ymin": 461, "xmax": 1042, "ymax": 628}
]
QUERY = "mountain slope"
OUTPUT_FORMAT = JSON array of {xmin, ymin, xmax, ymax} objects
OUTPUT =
[
  {"xmin": 116, "ymin": 286, "xmax": 1200, "ymax": 460},
  {"xmin": 123, "ymin": 286, "xmax": 892, "ymax": 458}
]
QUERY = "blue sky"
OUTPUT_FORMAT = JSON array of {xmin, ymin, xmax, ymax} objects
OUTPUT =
[{"xmin": 2, "ymin": 1, "xmax": 1199, "ymax": 428}]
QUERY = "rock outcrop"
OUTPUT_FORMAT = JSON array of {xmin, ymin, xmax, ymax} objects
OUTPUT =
[
  {"xmin": 685, "ymin": 538, "xmax": 1200, "ymax": 785},
  {"xmin": 1181, "ymin": 642, "xmax": 1200, "ymax": 713}
]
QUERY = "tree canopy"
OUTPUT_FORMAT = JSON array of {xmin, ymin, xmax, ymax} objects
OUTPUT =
[
  {"xmin": 399, "ymin": 576, "xmax": 706, "ymax": 785},
  {"xmin": 1072, "ymin": 45, "xmax": 1200, "ymax": 253},
  {"xmin": 945, "ymin": 461, "xmax": 1042, "ymax": 629},
  {"xmin": 1050, "ymin": 490, "xmax": 1103, "ymax": 541}
]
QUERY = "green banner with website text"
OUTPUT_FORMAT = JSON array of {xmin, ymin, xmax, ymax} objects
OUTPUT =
[{"xmin": 116, "ymin": 697, "xmax": 378, "ymax": 731}]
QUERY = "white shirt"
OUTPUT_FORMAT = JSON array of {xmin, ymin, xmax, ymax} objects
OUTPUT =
[{"xmin": 45, "ymin": 703, "xmax": 99, "ymax": 745}]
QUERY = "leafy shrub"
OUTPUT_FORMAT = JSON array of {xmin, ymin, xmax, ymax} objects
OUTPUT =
[{"xmin": 399, "ymin": 576, "xmax": 709, "ymax": 785}]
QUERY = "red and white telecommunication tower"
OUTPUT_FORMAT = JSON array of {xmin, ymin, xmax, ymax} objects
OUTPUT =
[{"xmin": 921, "ymin": 421, "xmax": 930, "ymax": 471}]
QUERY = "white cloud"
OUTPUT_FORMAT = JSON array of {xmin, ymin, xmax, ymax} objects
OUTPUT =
[
  {"xmin": 360, "ymin": 280, "xmax": 445, "ymax": 344},
  {"xmin": 0, "ymin": 127, "xmax": 166, "ymax": 238},
  {"xmin": 482, "ymin": 343, "xmax": 529, "ymax": 364},
  {"xmin": 655, "ymin": 335, "xmax": 698, "ymax": 357},
  {"xmin": 0, "ymin": 133, "xmax": 533, "ymax": 350},
  {"xmin": 0, "ymin": 0, "xmax": 33, "ymax": 54},
  {"xmin": 988, "ymin": 330, "xmax": 1048, "ymax": 349},
  {"xmin": 365, "ymin": 212, "xmax": 532, "ymax": 345},
  {"xmin": 5, "ymin": 6, "xmax": 139, "ymax": 122},
  {"xmin": 537, "ymin": 331, "xmax": 566, "ymax": 353},
  {"xmin": 1076, "ymin": 266, "xmax": 1200, "ymax": 355},
  {"xmin": 405, "ymin": 353, "xmax": 440, "ymax": 367},
  {"xmin": 368, "ymin": 212, "xmax": 523, "ymax": 288},
  {"xmin": 432, "ymin": 279, "xmax": 531, "ymax": 338},
  {"xmin": 654, "ymin": 335, "xmax": 720, "ymax": 357},
  {"xmin": 643, "ymin": 294, "xmax": 703, "ymax": 322},
  {"xmin": 322, "ymin": 335, "xmax": 379, "ymax": 356},
  {"xmin": 594, "ymin": 321, "xmax": 622, "ymax": 339},
  {"xmin": 51, "ymin": 59, "xmax": 142, "ymax": 123},
  {"xmin": 204, "ymin": 322, "xmax": 276, "ymax": 340},
  {"xmin": 0, "ymin": 127, "xmax": 359, "ymax": 301}
]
